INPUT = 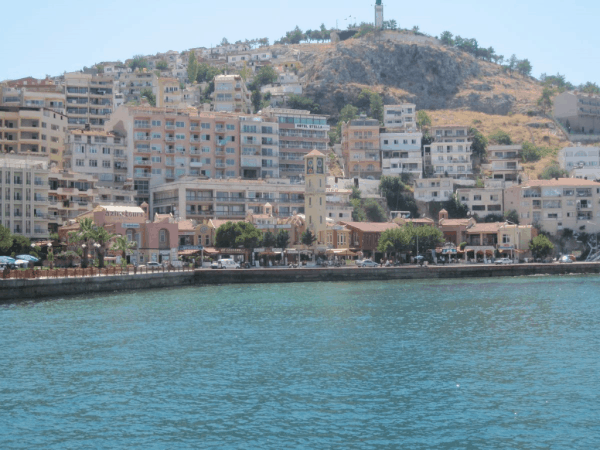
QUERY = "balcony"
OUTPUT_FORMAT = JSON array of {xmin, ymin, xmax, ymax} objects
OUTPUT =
[
  {"xmin": 190, "ymin": 162, "xmax": 203, "ymax": 168},
  {"xmin": 134, "ymin": 161, "xmax": 151, "ymax": 167}
]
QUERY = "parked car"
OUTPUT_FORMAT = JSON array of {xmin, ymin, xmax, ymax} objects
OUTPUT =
[
  {"xmin": 559, "ymin": 255, "xmax": 575, "ymax": 263},
  {"xmin": 357, "ymin": 259, "xmax": 380, "ymax": 268},
  {"xmin": 147, "ymin": 262, "xmax": 161, "ymax": 268},
  {"xmin": 494, "ymin": 258, "xmax": 513, "ymax": 265},
  {"xmin": 211, "ymin": 258, "xmax": 241, "ymax": 269}
]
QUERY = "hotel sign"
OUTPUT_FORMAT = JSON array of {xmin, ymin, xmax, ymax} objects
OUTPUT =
[
  {"xmin": 122, "ymin": 223, "xmax": 140, "ymax": 229},
  {"xmin": 295, "ymin": 124, "xmax": 330, "ymax": 131},
  {"xmin": 180, "ymin": 245, "xmax": 204, "ymax": 251}
]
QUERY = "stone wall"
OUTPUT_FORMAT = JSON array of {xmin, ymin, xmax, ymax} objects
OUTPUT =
[{"xmin": 1, "ymin": 263, "xmax": 599, "ymax": 302}]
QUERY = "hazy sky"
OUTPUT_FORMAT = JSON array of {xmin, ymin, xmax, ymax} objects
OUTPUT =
[{"xmin": 2, "ymin": 0, "xmax": 598, "ymax": 86}]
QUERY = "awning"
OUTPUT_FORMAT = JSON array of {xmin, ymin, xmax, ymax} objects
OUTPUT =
[
  {"xmin": 326, "ymin": 248, "xmax": 357, "ymax": 256},
  {"xmin": 203, "ymin": 247, "xmax": 219, "ymax": 255},
  {"xmin": 465, "ymin": 246, "xmax": 495, "ymax": 255},
  {"xmin": 178, "ymin": 249, "xmax": 202, "ymax": 256}
]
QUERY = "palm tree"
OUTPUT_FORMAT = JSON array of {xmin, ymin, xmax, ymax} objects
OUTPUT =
[
  {"xmin": 90, "ymin": 226, "xmax": 116, "ymax": 269},
  {"xmin": 69, "ymin": 217, "xmax": 95, "ymax": 268},
  {"xmin": 111, "ymin": 235, "xmax": 136, "ymax": 267}
]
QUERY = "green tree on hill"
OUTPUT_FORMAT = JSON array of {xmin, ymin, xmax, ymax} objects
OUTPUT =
[
  {"xmin": 537, "ymin": 87, "xmax": 555, "ymax": 115},
  {"xmin": 129, "ymin": 55, "xmax": 148, "ymax": 72},
  {"xmin": 187, "ymin": 51, "xmax": 198, "ymax": 83},
  {"xmin": 489, "ymin": 129, "xmax": 512, "ymax": 145},
  {"xmin": 469, "ymin": 128, "xmax": 488, "ymax": 158}
]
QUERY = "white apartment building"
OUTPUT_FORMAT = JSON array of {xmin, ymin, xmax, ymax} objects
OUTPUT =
[
  {"xmin": 0, "ymin": 106, "xmax": 68, "ymax": 169},
  {"xmin": 213, "ymin": 75, "xmax": 251, "ymax": 114},
  {"xmin": 0, "ymin": 155, "xmax": 50, "ymax": 239},
  {"xmin": 424, "ymin": 125, "xmax": 473, "ymax": 178},
  {"xmin": 64, "ymin": 72, "xmax": 115, "ymax": 130},
  {"xmin": 505, "ymin": 178, "xmax": 600, "ymax": 235},
  {"xmin": 64, "ymin": 128, "xmax": 128, "ymax": 189},
  {"xmin": 457, "ymin": 187, "xmax": 504, "ymax": 218},
  {"xmin": 414, "ymin": 177, "xmax": 455, "ymax": 203},
  {"xmin": 383, "ymin": 104, "xmax": 417, "ymax": 131},
  {"xmin": 380, "ymin": 131, "xmax": 423, "ymax": 178},
  {"xmin": 485, "ymin": 145, "xmax": 523, "ymax": 183},
  {"xmin": 325, "ymin": 187, "xmax": 353, "ymax": 221},
  {"xmin": 150, "ymin": 177, "xmax": 306, "ymax": 221},
  {"xmin": 559, "ymin": 146, "xmax": 600, "ymax": 179},
  {"xmin": 240, "ymin": 116, "xmax": 279, "ymax": 179}
]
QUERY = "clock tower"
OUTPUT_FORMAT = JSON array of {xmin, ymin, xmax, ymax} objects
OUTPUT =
[
  {"xmin": 375, "ymin": 0, "xmax": 384, "ymax": 29},
  {"xmin": 304, "ymin": 150, "xmax": 327, "ymax": 245}
]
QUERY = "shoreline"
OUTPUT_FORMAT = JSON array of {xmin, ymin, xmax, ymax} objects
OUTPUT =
[{"xmin": 1, "ymin": 262, "xmax": 599, "ymax": 302}]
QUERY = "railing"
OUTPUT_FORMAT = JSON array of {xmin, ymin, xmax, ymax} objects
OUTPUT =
[{"xmin": 1, "ymin": 264, "xmax": 196, "ymax": 280}]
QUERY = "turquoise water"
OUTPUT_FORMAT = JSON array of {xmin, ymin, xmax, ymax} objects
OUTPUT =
[{"xmin": 2, "ymin": 276, "xmax": 600, "ymax": 448}]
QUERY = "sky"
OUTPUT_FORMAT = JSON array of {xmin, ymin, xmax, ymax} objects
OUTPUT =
[{"xmin": 2, "ymin": 0, "xmax": 599, "ymax": 86}]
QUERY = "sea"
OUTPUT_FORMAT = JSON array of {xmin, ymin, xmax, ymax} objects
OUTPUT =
[{"xmin": 1, "ymin": 276, "xmax": 600, "ymax": 449}]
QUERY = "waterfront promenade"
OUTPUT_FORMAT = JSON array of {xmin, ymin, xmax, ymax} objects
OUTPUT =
[{"xmin": 1, "ymin": 262, "xmax": 599, "ymax": 301}]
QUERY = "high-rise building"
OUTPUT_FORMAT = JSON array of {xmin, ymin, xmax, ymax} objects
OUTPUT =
[
  {"xmin": 239, "ymin": 115, "xmax": 279, "ymax": 179},
  {"xmin": 64, "ymin": 72, "xmax": 115, "ymax": 130},
  {"xmin": 341, "ymin": 116, "xmax": 381, "ymax": 179},
  {"xmin": 0, "ymin": 154, "xmax": 51, "ymax": 239},
  {"xmin": 213, "ymin": 75, "xmax": 251, "ymax": 113},
  {"xmin": 263, "ymin": 107, "xmax": 329, "ymax": 181}
]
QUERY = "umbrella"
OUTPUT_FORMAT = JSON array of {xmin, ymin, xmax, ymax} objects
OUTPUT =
[
  {"xmin": 14, "ymin": 260, "xmax": 30, "ymax": 266},
  {"xmin": 0, "ymin": 256, "xmax": 16, "ymax": 264},
  {"xmin": 16, "ymin": 254, "xmax": 39, "ymax": 262},
  {"xmin": 414, "ymin": 255, "xmax": 425, "ymax": 260}
]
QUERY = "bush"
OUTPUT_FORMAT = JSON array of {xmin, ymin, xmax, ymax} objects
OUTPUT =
[
  {"xmin": 489, "ymin": 129, "xmax": 512, "ymax": 145},
  {"xmin": 539, "ymin": 165, "xmax": 569, "ymax": 180},
  {"xmin": 521, "ymin": 142, "xmax": 541, "ymax": 162}
]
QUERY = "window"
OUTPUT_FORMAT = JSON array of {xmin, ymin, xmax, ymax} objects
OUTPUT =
[
  {"xmin": 152, "ymin": 168, "xmax": 162, "ymax": 175},
  {"xmin": 151, "ymin": 156, "xmax": 161, "ymax": 163},
  {"xmin": 151, "ymin": 120, "xmax": 162, "ymax": 126},
  {"xmin": 176, "ymin": 121, "xmax": 185, "ymax": 128},
  {"xmin": 226, "ymin": 147, "xmax": 235, "ymax": 154},
  {"xmin": 76, "ymin": 159, "xmax": 84, "ymax": 167},
  {"xmin": 474, "ymin": 195, "xmax": 482, "ymax": 201},
  {"xmin": 502, "ymin": 234, "xmax": 511, "ymax": 244},
  {"xmin": 176, "ymin": 134, "xmax": 185, "ymax": 140},
  {"xmin": 89, "ymin": 147, "xmax": 98, "ymax": 154},
  {"xmin": 102, "ymin": 147, "xmax": 110, "ymax": 155},
  {"xmin": 160, "ymin": 229, "xmax": 166, "ymax": 242},
  {"xmin": 226, "ymin": 159, "xmax": 235, "ymax": 166},
  {"xmin": 201, "ymin": 123, "xmax": 211, "ymax": 129},
  {"xmin": 152, "ymin": 132, "xmax": 162, "ymax": 139},
  {"xmin": 202, "ymin": 147, "xmax": 211, "ymax": 153},
  {"xmin": 226, "ymin": 124, "xmax": 235, "ymax": 130},
  {"xmin": 89, "ymin": 160, "xmax": 98, "ymax": 167},
  {"xmin": 151, "ymin": 145, "xmax": 162, "ymax": 152},
  {"xmin": 102, "ymin": 161, "xmax": 111, "ymax": 168}
]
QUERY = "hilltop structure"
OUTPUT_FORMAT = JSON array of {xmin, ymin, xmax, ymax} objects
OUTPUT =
[{"xmin": 375, "ymin": 0, "xmax": 384, "ymax": 29}]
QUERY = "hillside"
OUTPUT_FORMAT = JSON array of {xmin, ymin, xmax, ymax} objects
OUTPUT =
[{"xmin": 276, "ymin": 31, "xmax": 544, "ymax": 119}]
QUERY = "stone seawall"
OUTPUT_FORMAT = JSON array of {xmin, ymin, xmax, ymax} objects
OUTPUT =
[
  {"xmin": 0, "ymin": 272, "xmax": 196, "ymax": 302},
  {"xmin": 1, "ymin": 263, "xmax": 599, "ymax": 302}
]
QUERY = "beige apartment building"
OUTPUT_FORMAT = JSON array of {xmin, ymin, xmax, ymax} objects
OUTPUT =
[
  {"xmin": 117, "ymin": 71, "xmax": 157, "ymax": 103},
  {"xmin": 341, "ymin": 116, "xmax": 381, "ymax": 179},
  {"xmin": 64, "ymin": 72, "xmax": 115, "ymax": 130},
  {"xmin": 424, "ymin": 125, "xmax": 472, "ymax": 178},
  {"xmin": 1, "ymin": 84, "xmax": 65, "ymax": 114},
  {"xmin": 213, "ymin": 75, "xmax": 251, "ymax": 114},
  {"xmin": 484, "ymin": 145, "xmax": 523, "ymax": 183},
  {"xmin": 0, "ymin": 155, "xmax": 51, "ymax": 239},
  {"xmin": 504, "ymin": 178, "xmax": 600, "ymax": 235},
  {"xmin": 156, "ymin": 78, "xmax": 184, "ymax": 108},
  {"xmin": 554, "ymin": 91, "xmax": 600, "ymax": 135},
  {"xmin": 106, "ymin": 106, "xmax": 241, "ymax": 205},
  {"xmin": 0, "ymin": 106, "xmax": 67, "ymax": 168},
  {"xmin": 63, "ymin": 128, "xmax": 129, "ymax": 189},
  {"xmin": 383, "ymin": 104, "xmax": 417, "ymax": 131},
  {"xmin": 150, "ymin": 176, "xmax": 306, "ymax": 221},
  {"xmin": 263, "ymin": 107, "xmax": 329, "ymax": 181}
]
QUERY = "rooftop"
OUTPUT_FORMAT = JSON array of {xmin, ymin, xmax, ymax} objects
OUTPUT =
[{"xmin": 340, "ymin": 221, "xmax": 399, "ymax": 233}]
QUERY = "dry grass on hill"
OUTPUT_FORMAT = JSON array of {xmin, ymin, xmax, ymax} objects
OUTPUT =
[{"xmin": 427, "ymin": 110, "xmax": 570, "ymax": 179}]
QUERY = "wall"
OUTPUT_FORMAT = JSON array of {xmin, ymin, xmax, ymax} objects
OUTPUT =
[{"xmin": 2, "ymin": 263, "xmax": 599, "ymax": 302}]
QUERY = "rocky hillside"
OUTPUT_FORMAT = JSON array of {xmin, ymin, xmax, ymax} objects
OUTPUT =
[{"xmin": 277, "ymin": 32, "xmax": 543, "ymax": 119}]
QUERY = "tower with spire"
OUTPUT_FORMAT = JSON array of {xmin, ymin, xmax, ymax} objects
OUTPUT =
[{"xmin": 375, "ymin": 0, "xmax": 384, "ymax": 29}]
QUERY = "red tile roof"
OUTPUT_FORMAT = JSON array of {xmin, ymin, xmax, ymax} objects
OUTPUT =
[{"xmin": 340, "ymin": 221, "xmax": 399, "ymax": 233}]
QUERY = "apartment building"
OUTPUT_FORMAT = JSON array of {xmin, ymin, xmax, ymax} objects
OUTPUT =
[
  {"xmin": 63, "ymin": 128, "xmax": 129, "ymax": 189},
  {"xmin": 484, "ymin": 145, "xmax": 523, "ymax": 183},
  {"xmin": 380, "ymin": 131, "xmax": 423, "ymax": 178},
  {"xmin": 424, "ymin": 125, "xmax": 472, "ymax": 178},
  {"xmin": 0, "ymin": 155, "xmax": 50, "ymax": 239},
  {"xmin": 263, "ymin": 107, "xmax": 329, "ymax": 181},
  {"xmin": 150, "ymin": 177, "xmax": 306, "ymax": 221},
  {"xmin": 325, "ymin": 187, "xmax": 353, "ymax": 221},
  {"xmin": 213, "ymin": 75, "xmax": 251, "ymax": 114},
  {"xmin": 117, "ymin": 71, "xmax": 157, "ymax": 103},
  {"xmin": 559, "ymin": 146, "xmax": 600, "ymax": 179},
  {"xmin": 414, "ymin": 177, "xmax": 456, "ymax": 203},
  {"xmin": 106, "ymin": 106, "xmax": 241, "ymax": 205},
  {"xmin": 240, "ymin": 115, "xmax": 280, "ymax": 179},
  {"xmin": 554, "ymin": 91, "xmax": 600, "ymax": 135},
  {"xmin": 341, "ymin": 116, "xmax": 381, "ymax": 179},
  {"xmin": 64, "ymin": 72, "xmax": 115, "ymax": 130},
  {"xmin": 1, "ymin": 84, "xmax": 65, "ymax": 114},
  {"xmin": 156, "ymin": 78, "xmax": 183, "ymax": 107},
  {"xmin": 456, "ymin": 186, "xmax": 504, "ymax": 218},
  {"xmin": 504, "ymin": 178, "xmax": 600, "ymax": 235},
  {"xmin": 383, "ymin": 104, "xmax": 417, "ymax": 131},
  {"xmin": 0, "ymin": 106, "xmax": 67, "ymax": 168}
]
